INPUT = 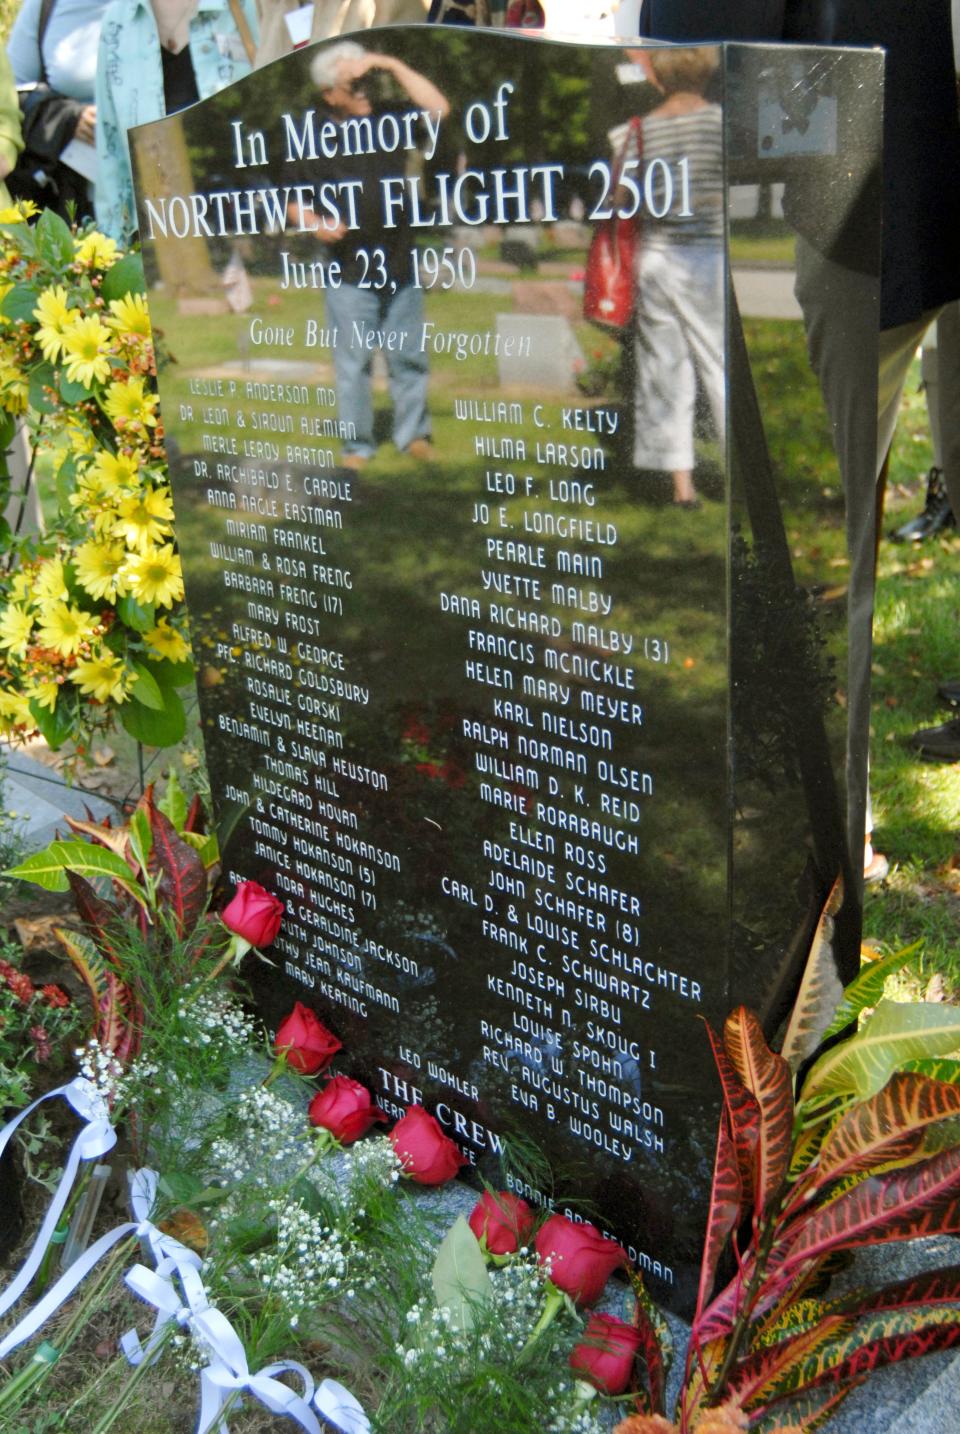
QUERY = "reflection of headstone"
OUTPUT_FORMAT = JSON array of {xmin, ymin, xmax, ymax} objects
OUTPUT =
[
  {"xmin": 496, "ymin": 313, "xmax": 584, "ymax": 389},
  {"xmin": 133, "ymin": 29, "xmax": 882, "ymax": 1316}
]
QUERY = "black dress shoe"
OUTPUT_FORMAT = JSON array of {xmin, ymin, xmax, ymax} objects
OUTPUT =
[
  {"xmin": 910, "ymin": 716, "xmax": 960, "ymax": 761},
  {"xmin": 938, "ymin": 679, "xmax": 960, "ymax": 708},
  {"xmin": 889, "ymin": 467, "xmax": 956, "ymax": 542}
]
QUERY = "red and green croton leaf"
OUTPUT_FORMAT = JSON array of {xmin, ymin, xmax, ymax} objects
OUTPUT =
[
  {"xmin": 748, "ymin": 1378, "xmax": 860, "ymax": 1433},
  {"xmin": 773, "ymin": 1144, "xmax": 960, "ymax": 1285},
  {"xmin": 723, "ymin": 1008, "xmax": 793, "ymax": 1222},
  {"xmin": 827, "ymin": 1264, "xmax": 960, "ymax": 1320},
  {"xmin": 788, "ymin": 1073, "xmax": 960, "ymax": 1209},
  {"xmin": 756, "ymin": 1306, "xmax": 960, "ymax": 1412},
  {"xmin": 696, "ymin": 1116, "xmax": 743, "ymax": 1322},
  {"xmin": 55, "ymin": 926, "xmax": 143, "ymax": 1066},
  {"xmin": 723, "ymin": 1313, "xmax": 850, "ymax": 1407},
  {"xmin": 705, "ymin": 1020, "xmax": 760, "ymax": 1220},
  {"xmin": 143, "ymin": 792, "xmax": 207, "ymax": 937}
]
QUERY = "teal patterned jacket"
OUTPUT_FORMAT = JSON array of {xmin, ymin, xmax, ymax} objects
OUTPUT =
[{"xmin": 94, "ymin": 0, "xmax": 258, "ymax": 244}]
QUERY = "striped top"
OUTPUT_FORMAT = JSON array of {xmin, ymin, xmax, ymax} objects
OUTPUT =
[{"xmin": 609, "ymin": 104, "xmax": 723, "ymax": 246}]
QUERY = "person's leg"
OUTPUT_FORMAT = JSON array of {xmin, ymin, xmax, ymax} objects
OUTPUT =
[
  {"xmin": 633, "ymin": 245, "xmax": 697, "ymax": 483},
  {"xmin": 936, "ymin": 301, "xmax": 960, "ymax": 520},
  {"xmin": 380, "ymin": 283, "xmax": 432, "ymax": 455},
  {"xmin": 324, "ymin": 284, "xmax": 377, "ymax": 460},
  {"xmin": 793, "ymin": 236, "xmax": 938, "ymax": 873},
  {"xmin": 909, "ymin": 300, "xmax": 960, "ymax": 759}
]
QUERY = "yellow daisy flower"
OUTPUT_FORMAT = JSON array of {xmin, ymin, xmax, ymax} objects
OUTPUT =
[
  {"xmin": 113, "ymin": 487, "xmax": 175, "ymax": 552},
  {"xmin": 71, "ymin": 652, "xmax": 129, "ymax": 703},
  {"xmin": 124, "ymin": 544, "xmax": 183, "ymax": 609},
  {"xmin": 74, "ymin": 231, "xmax": 119, "ymax": 269},
  {"xmin": 103, "ymin": 376, "xmax": 158, "ymax": 429},
  {"xmin": 9, "ymin": 571, "xmax": 33, "ymax": 604},
  {"xmin": 0, "ymin": 201, "xmax": 36, "ymax": 224},
  {"xmin": 34, "ymin": 557, "xmax": 69, "ymax": 605},
  {"xmin": 61, "ymin": 315, "xmax": 113, "ymax": 389},
  {"xmin": 28, "ymin": 680, "xmax": 60, "ymax": 712},
  {"xmin": 0, "ymin": 605, "xmax": 34, "ymax": 657},
  {"xmin": 0, "ymin": 687, "xmax": 34, "ymax": 727},
  {"xmin": 0, "ymin": 362, "xmax": 28, "ymax": 414},
  {"xmin": 36, "ymin": 601, "xmax": 98, "ymax": 657},
  {"xmin": 34, "ymin": 285, "xmax": 77, "ymax": 363},
  {"xmin": 84, "ymin": 449, "xmax": 141, "ymax": 491},
  {"xmin": 73, "ymin": 540, "xmax": 128, "ymax": 601},
  {"xmin": 145, "ymin": 618, "xmax": 190, "ymax": 664},
  {"xmin": 107, "ymin": 293, "xmax": 152, "ymax": 338}
]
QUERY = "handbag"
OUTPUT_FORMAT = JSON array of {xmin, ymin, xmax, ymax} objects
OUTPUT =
[
  {"xmin": 583, "ymin": 117, "xmax": 643, "ymax": 333},
  {"xmin": 7, "ymin": 0, "xmax": 91, "ymax": 220}
]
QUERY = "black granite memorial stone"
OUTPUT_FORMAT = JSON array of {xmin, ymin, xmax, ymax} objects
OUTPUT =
[{"xmin": 132, "ymin": 30, "xmax": 883, "ymax": 1314}]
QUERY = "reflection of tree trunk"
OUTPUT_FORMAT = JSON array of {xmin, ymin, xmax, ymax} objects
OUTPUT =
[{"xmin": 133, "ymin": 119, "xmax": 227, "ymax": 315}]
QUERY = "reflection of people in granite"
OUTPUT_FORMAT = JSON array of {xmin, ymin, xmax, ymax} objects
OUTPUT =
[
  {"xmin": 612, "ymin": 46, "xmax": 724, "ymax": 508},
  {"xmin": 299, "ymin": 43, "xmax": 450, "ymax": 470},
  {"xmin": 640, "ymin": 3, "xmax": 960, "ymax": 878}
]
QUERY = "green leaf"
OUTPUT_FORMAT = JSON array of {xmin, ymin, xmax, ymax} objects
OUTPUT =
[
  {"xmin": 55, "ymin": 453, "xmax": 78, "ymax": 517},
  {"xmin": 0, "ymin": 283, "xmax": 40, "ymax": 323},
  {"xmin": 130, "ymin": 661, "xmax": 165, "ymax": 711},
  {"xmin": 781, "ymin": 877, "xmax": 845, "ymax": 1072},
  {"xmin": 28, "ymin": 363, "xmax": 58, "ymax": 414},
  {"xmin": 116, "ymin": 594, "xmax": 156, "ymax": 634},
  {"xmin": 36, "ymin": 209, "xmax": 75, "ymax": 266},
  {"xmin": 59, "ymin": 370, "xmax": 94, "ymax": 404},
  {"xmin": 28, "ymin": 695, "xmax": 77, "ymax": 751},
  {"xmin": 181, "ymin": 830, "xmax": 219, "ymax": 867},
  {"xmin": 431, "ymin": 1215, "xmax": 493, "ymax": 1332},
  {"xmin": 128, "ymin": 806, "xmax": 154, "ymax": 874},
  {"xmin": 120, "ymin": 686, "xmax": 186, "ymax": 748},
  {"xmin": 801, "ymin": 1001, "xmax": 960, "ymax": 1106},
  {"xmin": 6, "ymin": 840, "xmax": 146, "ymax": 904},
  {"xmin": 159, "ymin": 1170, "xmax": 205, "ymax": 1203},
  {"xmin": 901, "ymin": 1059, "xmax": 960, "ymax": 1084},
  {"xmin": 158, "ymin": 769, "xmax": 188, "ymax": 832},
  {"xmin": 144, "ymin": 656, "xmax": 195, "ymax": 689},
  {"xmin": 822, "ymin": 944, "xmax": 922, "ymax": 1042},
  {"xmin": 101, "ymin": 252, "xmax": 146, "ymax": 302}
]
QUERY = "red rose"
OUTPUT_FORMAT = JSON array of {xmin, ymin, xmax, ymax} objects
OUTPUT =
[
  {"xmin": 274, "ymin": 1002, "xmax": 342, "ymax": 1075},
  {"xmin": 534, "ymin": 1215, "xmax": 628, "ymax": 1305},
  {"xmin": 569, "ymin": 1312, "xmax": 642, "ymax": 1395},
  {"xmin": 308, "ymin": 1076, "xmax": 387, "ymax": 1144},
  {"xmin": 468, "ymin": 1190, "xmax": 534, "ymax": 1255},
  {"xmin": 388, "ymin": 1105, "xmax": 467, "ymax": 1186},
  {"xmin": 221, "ymin": 881, "xmax": 284, "ymax": 947}
]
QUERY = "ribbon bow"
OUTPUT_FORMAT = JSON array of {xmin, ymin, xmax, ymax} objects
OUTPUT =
[
  {"xmin": 0, "ymin": 1078, "xmax": 116, "ymax": 1340},
  {"xmin": 194, "ymin": 1304, "xmax": 320, "ymax": 1434}
]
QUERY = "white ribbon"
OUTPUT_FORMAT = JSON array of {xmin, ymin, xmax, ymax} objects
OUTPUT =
[
  {"xmin": 121, "ymin": 1228, "xmax": 320, "ymax": 1434},
  {"xmin": 0, "ymin": 1078, "xmax": 115, "ymax": 1330},
  {"xmin": 314, "ymin": 1378, "xmax": 371, "ymax": 1434}
]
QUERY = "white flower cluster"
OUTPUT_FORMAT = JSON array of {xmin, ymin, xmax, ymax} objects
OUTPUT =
[
  {"xmin": 341, "ymin": 1135, "xmax": 403, "ymax": 1198},
  {"xmin": 177, "ymin": 988, "xmax": 257, "ymax": 1056},
  {"xmin": 547, "ymin": 1400, "xmax": 607, "ymax": 1434},
  {"xmin": 74, "ymin": 1038, "xmax": 128, "ymax": 1106},
  {"xmin": 395, "ymin": 1249, "xmax": 548, "ymax": 1374},
  {"xmin": 249, "ymin": 1199, "xmax": 357, "ymax": 1322},
  {"xmin": 208, "ymin": 1083, "xmax": 304, "ymax": 1184},
  {"xmin": 395, "ymin": 1297, "xmax": 468, "ymax": 1369}
]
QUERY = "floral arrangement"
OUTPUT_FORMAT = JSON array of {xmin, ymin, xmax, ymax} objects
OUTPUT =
[
  {"xmin": 2, "ymin": 852, "xmax": 960, "ymax": 1433},
  {"xmin": 0, "ymin": 204, "xmax": 192, "ymax": 758}
]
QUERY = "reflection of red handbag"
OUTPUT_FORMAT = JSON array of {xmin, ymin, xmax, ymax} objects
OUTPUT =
[{"xmin": 583, "ymin": 118, "xmax": 643, "ymax": 333}]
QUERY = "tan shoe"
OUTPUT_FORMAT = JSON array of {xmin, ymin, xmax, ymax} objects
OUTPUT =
[
  {"xmin": 341, "ymin": 453, "xmax": 367, "ymax": 471},
  {"xmin": 405, "ymin": 438, "xmax": 436, "ymax": 461}
]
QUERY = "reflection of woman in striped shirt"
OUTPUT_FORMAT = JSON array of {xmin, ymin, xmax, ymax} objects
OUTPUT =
[{"xmin": 611, "ymin": 46, "xmax": 724, "ymax": 507}]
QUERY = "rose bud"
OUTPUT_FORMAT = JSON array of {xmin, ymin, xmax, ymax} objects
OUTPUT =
[
  {"xmin": 221, "ymin": 881, "xmax": 284, "ymax": 947},
  {"xmin": 570, "ymin": 1312, "xmax": 642, "ymax": 1395},
  {"xmin": 274, "ymin": 1002, "xmax": 342, "ymax": 1075},
  {"xmin": 534, "ymin": 1214, "xmax": 628, "ymax": 1305},
  {"xmin": 468, "ymin": 1190, "xmax": 534, "ymax": 1255},
  {"xmin": 388, "ymin": 1105, "xmax": 468, "ymax": 1185},
  {"xmin": 308, "ymin": 1075, "xmax": 387, "ymax": 1144}
]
